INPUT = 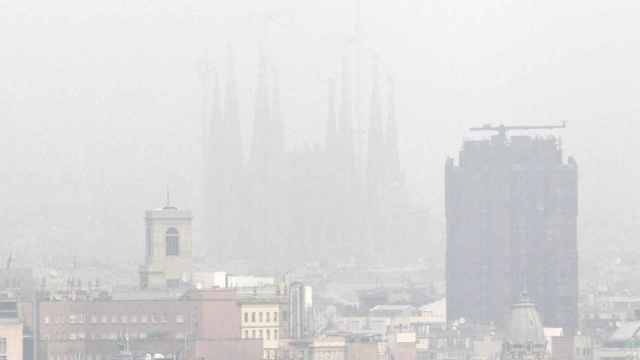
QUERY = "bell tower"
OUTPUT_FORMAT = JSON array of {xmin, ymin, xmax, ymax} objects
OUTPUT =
[{"xmin": 139, "ymin": 200, "xmax": 193, "ymax": 289}]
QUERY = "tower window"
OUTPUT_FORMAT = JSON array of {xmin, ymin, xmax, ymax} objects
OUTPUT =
[
  {"xmin": 146, "ymin": 223, "xmax": 153, "ymax": 259},
  {"xmin": 0, "ymin": 337, "xmax": 6, "ymax": 360},
  {"xmin": 166, "ymin": 227, "xmax": 180, "ymax": 256}
]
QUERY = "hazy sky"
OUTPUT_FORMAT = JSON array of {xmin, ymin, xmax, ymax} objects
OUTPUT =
[{"xmin": 2, "ymin": 0, "xmax": 640, "ymax": 266}]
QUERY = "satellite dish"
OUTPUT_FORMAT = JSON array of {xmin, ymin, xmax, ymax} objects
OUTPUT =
[{"xmin": 153, "ymin": 354, "xmax": 165, "ymax": 359}]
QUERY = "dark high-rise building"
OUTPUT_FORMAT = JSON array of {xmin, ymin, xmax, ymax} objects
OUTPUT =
[{"xmin": 445, "ymin": 125, "xmax": 578, "ymax": 333}]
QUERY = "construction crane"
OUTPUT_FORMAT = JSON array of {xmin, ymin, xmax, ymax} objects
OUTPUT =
[{"xmin": 469, "ymin": 122, "xmax": 567, "ymax": 139}]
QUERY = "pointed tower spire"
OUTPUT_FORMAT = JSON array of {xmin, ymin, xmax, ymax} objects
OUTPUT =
[
  {"xmin": 368, "ymin": 57, "xmax": 382, "ymax": 134},
  {"xmin": 386, "ymin": 75, "xmax": 401, "ymax": 185},
  {"xmin": 366, "ymin": 56, "xmax": 383, "ymax": 195},
  {"xmin": 339, "ymin": 56, "xmax": 352, "ymax": 141},
  {"xmin": 211, "ymin": 67, "xmax": 221, "ymax": 129},
  {"xmin": 271, "ymin": 65, "xmax": 284, "ymax": 158},
  {"xmin": 250, "ymin": 46, "xmax": 270, "ymax": 172},
  {"xmin": 339, "ymin": 56, "xmax": 355, "ymax": 179},
  {"xmin": 203, "ymin": 65, "xmax": 222, "ymax": 258},
  {"xmin": 224, "ymin": 44, "xmax": 243, "ymax": 169},
  {"xmin": 208, "ymin": 67, "xmax": 221, "ymax": 154},
  {"xmin": 326, "ymin": 77, "xmax": 337, "ymax": 150}
]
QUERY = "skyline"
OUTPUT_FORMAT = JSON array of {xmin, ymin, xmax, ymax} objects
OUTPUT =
[{"xmin": 2, "ymin": 0, "xmax": 640, "ymax": 268}]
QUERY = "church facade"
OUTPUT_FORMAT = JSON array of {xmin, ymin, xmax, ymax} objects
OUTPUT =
[{"xmin": 201, "ymin": 51, "xmax": 428, "ymax": 270}]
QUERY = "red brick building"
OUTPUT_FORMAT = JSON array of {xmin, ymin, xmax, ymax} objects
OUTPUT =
[{"xmin": 20, "ymin": 289, "xmax": 261, "ymax": 360}]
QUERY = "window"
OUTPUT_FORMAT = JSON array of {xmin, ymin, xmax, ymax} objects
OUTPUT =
[
  {"xmin": 111, "ymin": 315, "xmax": 118, "ymax": 323},
  {"xmin": 121, "ymin": 315, "xmax": 128, "ymax": 323},
  {"xmin": 251, "ymin": 312, "xmax": 256, "ymax": 322},
  {"xmin": 165, "ymin": 227, "xmax": 180, "ymax": 256},
  {"xmin": 101, "ymin": 315, "xmax": 107, "ymax": 323},
  {"xmin": 44, "ymin": 316, "xmax": 50, "ymax": 324},
  {"xmin": 244, "ymin": 312, "xmax": 248, "ymax": 323},
  {"xmin": 0, "ymin": 337, "xmax": 6, "ymax": 360},
  {"xmin": 146, "ymin": 224, "xmax": 153, "ymax": 258},
  {"xmin": 90, "ymin": 315, "xmax": 97, "ymax": 323},
  {"xmin": 140, "ymin": 315, "xmax": 148, "ymax": 323},
  {"xmin": 274, "ymin": 311, "xmax": 278, "ymax": 322},
  {"xmin": 266, "ymin": 312, "xmax": 271, "ymax": 322},
  {"xmin": 266, "ymin": 329, "xmax": 271, "ymax": 340},
  {"xmin": 252, "ymin": 330, "xmax": 256, "ymax": 338},
  {"xmin": 243, "ymin": 330, "xmax": 248, "ymax": 339},
  {"xmin": 259, "ymin": 330, "xmax": 263, "ymax": 338},
  {"xmin": 131, "ymin": 315, "xmax": 137, "ymax": 323},
  {"xmin": 259, "ymin": 312, "xmax": 263, "ymax": 322},
  {"xmin": 274, "ymin": 329, "xmax": 278, "ymax": 340},
  {"xmin": 176, "ymin": 315, "xmax": 184, "ymax": 323}
]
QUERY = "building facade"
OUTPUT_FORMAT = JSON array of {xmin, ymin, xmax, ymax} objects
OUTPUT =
[
  {"xmin": 201, "ymin": 51, "xmax": 427, "ymax": 270},
  {"xmin": 240, "ymin": 299, "xmax": 281, "ymax": 359},
  {"xmin": 289, "ymin": 282, "xmax": 313, "ymax": 340},
  {"xmin": 19, "ymin": 289, "xmax": 259, "ymax": 360},
  {"xmin": 446, "ymin": 128, "xmax": 578, "ymax": 333},
  {"xmin": 0, "ymin": 298, "xmax": 23, "ymax": 360},
  {"xmin": 139, "ymin": 204, "xmax": 193, "ymax": 289}
]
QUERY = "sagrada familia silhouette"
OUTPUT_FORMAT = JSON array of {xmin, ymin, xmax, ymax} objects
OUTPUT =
[{"xmin": 202, "ymin": 48, "xmax": 428, "ymax": 271}]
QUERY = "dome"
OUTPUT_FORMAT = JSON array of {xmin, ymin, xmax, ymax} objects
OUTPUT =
[{"xmin": 506, "ymin": 292, "xmax": 545, "ymax": 345}]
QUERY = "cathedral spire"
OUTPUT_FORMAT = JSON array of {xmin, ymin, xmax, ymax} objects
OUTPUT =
[
  {"xmin": 339, "ymin": 57, "xmax": 352, "ymax": 141},
  {"xmin": 339, "ymin": 56, "xmax": 354, "ymax": 178},
  {"xmin": 205, "ymin": 65, "xmax": 222, "ymax": 194},
  {"xmin": 386, "ymin": 75, "xmax": 401, "ymax": 185},
  {"xmin": 368, "ymin": 57, "xmax": 382, "ymax": 134},
  {"xmin": 224, "ymin": 44, "xmax": 243, "ymax": 169},
  {"xmin": 250, "ymin": 46, "xmax": 270, "ymax": 172},
  {"xmin": 271, "ymin": 66, "xmax": 284, "ymax": 158},
  {"xmin": 366, "ymin": 56, "xmax": 383, "ymax": 194},
  {"xmin": 209, "ymin": 67, "xmax": 221, "ymax": 153},
  {"xmin": 326, "ymin": 77, "xmax": 337, "ymax": 151}
]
